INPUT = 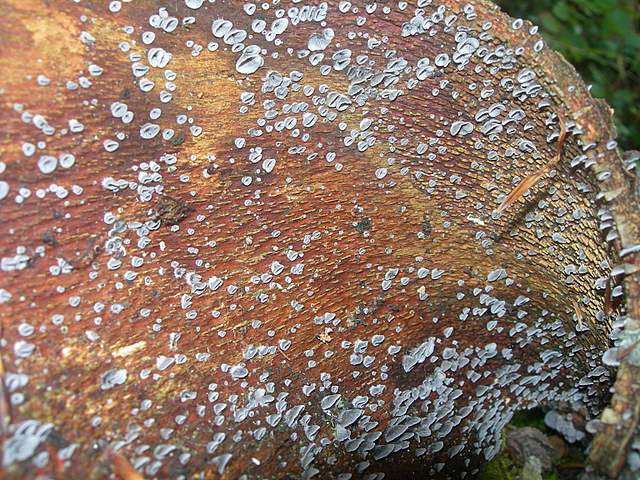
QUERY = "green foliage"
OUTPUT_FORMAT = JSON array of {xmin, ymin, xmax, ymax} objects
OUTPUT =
[
  {"xmin": 509, "ymin": 408, "xmax": 547, "ymax": 431},
  {"xmin": 497, "ymin": 0, "xmax": 640, "ymax": 149},
  {"xmin": 481, "ymin": 408, "xmax": 585, "ymax": 480},
  {"xmin": 480, "ymin": 434, "xmax": 519, "ymax": 480}
]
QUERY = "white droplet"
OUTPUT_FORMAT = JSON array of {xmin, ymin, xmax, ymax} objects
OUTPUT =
[
  {"xmin": 185, "ymin": 0, "xmax": 204, "ymax": 9},
  {"xmin": 236, "ymin": 45, "xmax": 263, "ymax": 75},
  {"xmin": 140, "ymin": 123, "xmax": 160, "ymax": 139},
  {"xmin": 262, "ymin": 158, "xmax": 276, "ymax": 173},
  {"xmin": 0, "ymin": 181, "xmax": 9, "ymax": 200},
  {"xmin": 450, "ymin": 121, "xmax": 474, "ymax": 137},
  {"xmin": 38, "ymin": 155, "xmax": 57, "ymax": 174},
  {"xmin": 100, "ymin": 368, "xmax": 128, "ymax": 390},
  {"xmin": 59, "ymin": 153, "xmax": 75, "ymax": 169},
  {"xmin": 212, "ymin": 19, "xmax": 233, "ymax": 38},
  {"xmin": 375, "ymin": 167, "xmax": 387, "ymax": 179}
]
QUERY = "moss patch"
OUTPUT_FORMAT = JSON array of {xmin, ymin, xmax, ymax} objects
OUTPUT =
[{"xmin": 480, "ymin": 409, "xmax": 586, "ymax": 480}]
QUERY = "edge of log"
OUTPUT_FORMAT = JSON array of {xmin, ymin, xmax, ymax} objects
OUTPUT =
[{"xmin": 480, "ymin": 1, "xmax": 640, "ymax": 476}]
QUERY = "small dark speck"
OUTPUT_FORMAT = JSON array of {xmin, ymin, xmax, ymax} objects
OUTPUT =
[
  {"xmin": 153, "ymin": 195, "xmax": 194, "ymax": 225},
  {"xmin": 42, "ymin": 230, "xmax": 58, "ymax": 247},
  {"xmin": 463, "ymin": 266, "xmax": 478, "ymax": 278},
  {"xmin": 172, "ymin": 134, "xmax": 185, "ymax": 146},
  {"xmin": 354, "ymin": 217, "xmax": 371, "ymax": 234},
  {"xmin": 421, "ymin": 214, "xmax": 432, "ymax": 237},
  {"xmin": 44, "ymin": 430, "xmax": 69, "ymax": 450},
  {"xmin": 388, "ymin": 304, "xmax": 400, "ymax": 312},
  {"xmin": 25, "ymin": 255, "xmax": 37, "ymax": 269}
]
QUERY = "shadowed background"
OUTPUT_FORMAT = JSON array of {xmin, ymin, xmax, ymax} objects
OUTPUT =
[{"xmin": 498, "ymin": 0, "xmax": 640, "ymax": 150}]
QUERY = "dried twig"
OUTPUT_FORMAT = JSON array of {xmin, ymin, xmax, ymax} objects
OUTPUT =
[
  {"xmin": 107, "ymin": 448, "xmax": 144, "ymax": 480},
  {"xmin": 0, "ymin": 320, "xmax": 10, "ymax": 437},
  {"xmin": 496, "ymin": 118, "xmax": 568, "ymax": 214},
  {"xmin": 572, "ymin": 299, "xmax": 585, "ymax": 331}
]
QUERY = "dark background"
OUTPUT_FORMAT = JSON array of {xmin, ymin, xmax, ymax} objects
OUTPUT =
[{"xmin": 498, "ymin": 0, "xmax": 639, "ymax": 150}]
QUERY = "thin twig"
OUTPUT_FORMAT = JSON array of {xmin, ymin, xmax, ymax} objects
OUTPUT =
[
  {"xmin": 0, "ymin": 322, "xmax": 11, "ymax": 437},
  {"xmin": 496, "ymin": 118, "xmax": 568, "ymax": 214},
  {"xmin": 107, "ymin": 448, "xmax": 145, "ymax": 480}
]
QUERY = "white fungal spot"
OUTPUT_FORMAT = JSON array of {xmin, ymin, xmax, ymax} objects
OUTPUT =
[
  {"xmin": 3, "ymin": 421, "xmax": 53, "ymax": 466},
  {"xmin": 185, "ymin": 0, "xmax": 204, "ymax": 9},
  {"xmin": 236, "ymin": 45, "xmax": 263, "ymax": 75},
  {"xmin": 147, "ymin": 47, "xmax": 172, "ymax": 68},
  {"xmin": 37, "ymin": 155, "xmax": 57, "ymax": 174},
  {"xmin": 212, "ymin": 19, "xmax": 233, "ymax": 38},
  {"xmin": 308, "ymin": 28, "xmax": 334, "ymax": 51},
  {"xmin": 100, "ymin": 368, "xmax": 128, "ymax": 390},
  {"xmin": 450, "ymin": 121, "xmax": 474, "ymax": 137},
  {"xmin": 140, "ymin": 123, "xmax": 160, "ymax": 139},
  {"xmin": 0, "ymin": 181, "xmax": 9, "ymax": 200}
]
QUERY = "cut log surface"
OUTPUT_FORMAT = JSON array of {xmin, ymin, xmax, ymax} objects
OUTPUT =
[{"xmin": 0, "ymin": 0, "xmax": 634, "ymax": 479}]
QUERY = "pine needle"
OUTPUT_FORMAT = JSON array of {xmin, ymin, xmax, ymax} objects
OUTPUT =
[
  {"xmin": 496, "ymin": 118, "xmax": 567, "ymax": 214},
  {"xmin": 107, "ymin": 449, "xmax": 144, "ymax": 480},
  {"xmin": 603, "ymin": 277, "xmax": 613, "ymax": 317},
  {"xmin": 0, "ymin": 352, "xmax": 10, "ymax": 436},
  {"xmin": 496, "ymin": 168, "xmax": 549, "ymax": 214},
  {"xmin": 572, "ymin": 300, "xmax": 584, "ymax": 326}
]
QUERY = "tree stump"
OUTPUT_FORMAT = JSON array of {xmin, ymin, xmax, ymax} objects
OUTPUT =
[{"xmin": 0, "ymin": 1, "xmax": 637, "ymax": 479}]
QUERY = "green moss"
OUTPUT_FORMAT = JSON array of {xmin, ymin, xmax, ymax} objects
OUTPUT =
[
  {"xmin": 543, "ymin": 472, "xmax": 561, "ymax": 480},
  {"xmin": 510, "ymin": 408, "xmax": 547, "ymax": 431},
  {"xmin": 481, "ymin": 408, "xmax": 587, "ymax": 480},
  {"xmin": 481, "ymin": 454, "xmax": 518, "ymax": 480},
  {"xmin": 480, "ymin": 433, "xmax": 519, "ymax": 480}
]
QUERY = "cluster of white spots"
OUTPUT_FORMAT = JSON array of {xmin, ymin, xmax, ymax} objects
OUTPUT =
[
  {"xmin": 0, "ymin": 0, "xmax": 623, "ymax": 479},
  {"xmin": 3, "ymin": 421, "xmax": 53, "ymax": 467}
]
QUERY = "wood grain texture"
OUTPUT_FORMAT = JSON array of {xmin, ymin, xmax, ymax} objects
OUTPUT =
[{"xmin": 0, "ymin": 1, "xmax": 633, "ymax": 479}]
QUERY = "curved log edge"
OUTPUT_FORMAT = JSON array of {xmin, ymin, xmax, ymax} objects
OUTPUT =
[{"xmin": 0, "ymin": 0, "xmax": 637, "ymax": 478}]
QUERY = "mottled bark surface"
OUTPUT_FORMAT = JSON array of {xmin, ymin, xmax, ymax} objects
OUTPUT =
[{"xmin": 0, "ymin": 0, "xmax": 634, "ymax": 479}]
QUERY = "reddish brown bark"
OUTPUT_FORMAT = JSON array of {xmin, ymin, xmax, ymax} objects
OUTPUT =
[{"xmin": 0, "ymin": 1, "xmax": 635, "ymax": 479}]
